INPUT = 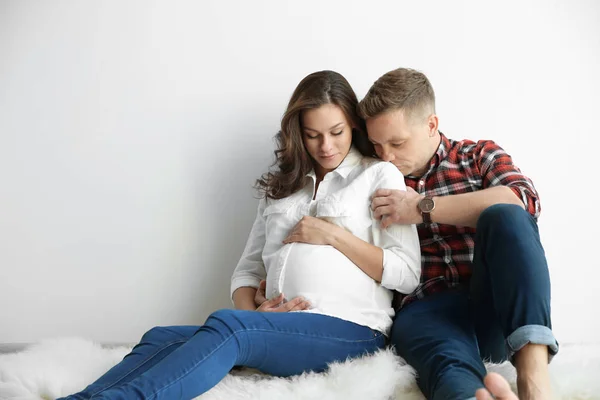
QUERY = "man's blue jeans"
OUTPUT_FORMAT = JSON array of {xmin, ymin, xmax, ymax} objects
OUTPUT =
[
  {"xmin": 59, "ymin": 311, "xmax": 385, "ymax": 400},
  {"xmin": 391, "ymin": 204, "xmax": 559, "ymax": 400}
]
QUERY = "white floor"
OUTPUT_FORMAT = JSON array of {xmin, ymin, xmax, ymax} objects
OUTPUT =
[{"xmin": 1, "ymin": 338, "xmax": 599, "ymax": 400}]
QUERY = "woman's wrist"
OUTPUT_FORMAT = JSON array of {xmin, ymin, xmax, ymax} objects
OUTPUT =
[{"xmin": 328, "ymin": 224, "xmax": 346, "ymax": 248}]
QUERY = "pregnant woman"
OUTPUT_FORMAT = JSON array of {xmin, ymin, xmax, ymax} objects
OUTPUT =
[{"xmin": 59, "ymin": 70, "xmax": 421, "ymax": 400}]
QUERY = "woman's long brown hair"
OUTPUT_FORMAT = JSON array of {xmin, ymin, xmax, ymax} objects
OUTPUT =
[{"xmin": 256, "ymin": 70, "xmax": 374, "ymax": 199}]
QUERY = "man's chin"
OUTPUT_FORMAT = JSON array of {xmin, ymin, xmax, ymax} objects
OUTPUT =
[{"xmin": 391, "ymin": 163, "xmax": 409, "ymax": 175}]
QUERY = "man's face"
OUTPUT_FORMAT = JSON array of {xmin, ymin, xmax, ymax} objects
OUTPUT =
[{"xmin": 366, "ymin": 108, "xmax": 434, "ymax": 177}]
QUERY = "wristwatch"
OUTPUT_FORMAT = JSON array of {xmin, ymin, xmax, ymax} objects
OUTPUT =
[{"xmin": 418, "ymin": 196, "xmax": 435, "ymax": 224}]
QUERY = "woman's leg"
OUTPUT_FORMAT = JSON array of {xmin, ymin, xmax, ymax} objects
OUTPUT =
[
  {"xmin": 88, "ymin": 309, "xmax": 385, "ymax": 400},
  {"xmin": 59, "ymin": 326, "xmax": 199, "ymax": 400}
]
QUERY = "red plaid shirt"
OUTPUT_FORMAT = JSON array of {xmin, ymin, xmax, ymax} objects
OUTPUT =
[{"xmin": 394, "ymin": 132, "xmax": 541, "ymax": 310}]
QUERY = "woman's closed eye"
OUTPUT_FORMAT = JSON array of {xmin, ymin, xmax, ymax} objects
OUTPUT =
[{"xmin": 305, "ymin": 130, "xmax": 344, "ymax": 139}]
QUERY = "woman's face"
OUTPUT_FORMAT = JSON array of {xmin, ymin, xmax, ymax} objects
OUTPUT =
[{"xmin": 301, "ymin": 103, "xmax": 353, "ymax": 179}]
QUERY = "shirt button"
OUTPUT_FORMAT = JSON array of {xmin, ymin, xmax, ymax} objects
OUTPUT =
[
  {"xmin": 444, "ymin": 256, "xmax": 451, "ymax": 263},
  {"xmin": 419, "ymin": 180, "xmax": 425, "ymax": 186}
]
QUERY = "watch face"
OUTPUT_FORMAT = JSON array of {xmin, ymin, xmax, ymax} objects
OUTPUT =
[{"xmin": 420, "ymin": 198, "xmax": 435, "ymax": 212}]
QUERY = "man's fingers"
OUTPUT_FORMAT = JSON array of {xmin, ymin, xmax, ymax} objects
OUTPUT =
[
  {"xmin": 371, "ymin": 196, "xmax": 391, "ymax": 210},
  {"xmin": 381, "ymin": 215, "xmax": 396, "ymax": 229},
  {"xmin": 373, "ymin": 189, "xmax": 392, "ymax": 198},
  {"xmin": 373, "ymin": 205, "xmax": 393, "ymax": 220}
]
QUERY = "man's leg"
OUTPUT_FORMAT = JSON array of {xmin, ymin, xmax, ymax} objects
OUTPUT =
[
  {"xmin": 391, "ymin": 291, "xmax": 485, "ymax": 400},
  {"xmin": 471, "ymin": 204, "xmax": 559, "ymax": 399}
]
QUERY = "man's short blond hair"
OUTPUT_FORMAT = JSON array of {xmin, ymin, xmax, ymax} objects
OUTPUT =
[{"xmin": 358, "ymin": 68, "xmax": 436, "ymax": 122}]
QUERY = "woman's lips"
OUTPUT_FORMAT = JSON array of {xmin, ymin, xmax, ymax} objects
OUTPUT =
[{"xmin": 320, "ymin": 154, "xmax": 337, "ymax": 160}]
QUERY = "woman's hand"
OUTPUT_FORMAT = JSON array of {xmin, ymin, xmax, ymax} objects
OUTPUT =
[
  {"xmin": 256, "ymin": 292, "xmax": 311, "ymax": 312},
  {"xmin": 255, "ymin": 280, "xmax": 311, "ymax": 312},
  {"xmin": 254, "ymin": 280, "xmax": 268, "ymax": 307},
  {"xmin": 283, "ymin": 216, "xmax": 340, "ymax": 245}
]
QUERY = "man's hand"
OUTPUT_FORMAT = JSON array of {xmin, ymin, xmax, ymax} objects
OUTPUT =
[
  {"xmin": 256, "ymin": 292, "xmax": 311, "ymax": 313},
  {"xmin": 475, "ymin": 373, "xmax": 519, "ymax": 400},
  {"xmin": 371, "ymin": 187, "xmax": 422, "ymax": 228},
  {"xmin": 283, "ymin": 216, "xmax": 339, "ymax": 245}
]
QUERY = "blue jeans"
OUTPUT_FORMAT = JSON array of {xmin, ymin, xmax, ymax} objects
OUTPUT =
[
  {"xmin": 391, "ymin": 204, "xmax": 559, "ymax": 400},
  {"xmin": 59, "ymin": 310, "xmax": 385, "ymax": 400}
]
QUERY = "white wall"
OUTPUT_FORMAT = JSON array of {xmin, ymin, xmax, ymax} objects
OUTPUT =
[{"xmin": 1, "ymin": 0, "xmax": 598, "ymax": 344}]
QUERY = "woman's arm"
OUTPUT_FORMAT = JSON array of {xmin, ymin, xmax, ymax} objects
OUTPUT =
[
  {"xmin": 232, "ymin": 198, "xmax": 311, "ymax": 312},
  {"xmin": 369, "ymin": 163, "xmax": 421, "ymax": 293},
  {"xmin": 330, "ymin": 227, "xmax": 385, "ymax": 282},
  {"xmin": 283, "ymin": 216, "xmax": 385, "ymax": 282},
  {"xmin": 282, "ymin": 164, "xmax": 421, "ymax": 291},
  {"xmin": 232, "ymin": 287, "xmax": 260, "ymax": 311},
  {"xmin": 230, "ymin": 199, "xmax": 268, "ymax": 306}
]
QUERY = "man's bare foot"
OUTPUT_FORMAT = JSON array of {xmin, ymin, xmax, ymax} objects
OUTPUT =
[
  {"xmin": 475, "ymin": 372, "xmax": 518, "ymax": 400},
  {"xmin": 515, "ymin": 344, "xmax": 552, "ymax": 400}
]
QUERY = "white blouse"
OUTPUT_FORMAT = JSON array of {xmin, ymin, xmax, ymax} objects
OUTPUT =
[{"xmin": 230, "ymin": 147, "xmax": 421, "ymax": 335}]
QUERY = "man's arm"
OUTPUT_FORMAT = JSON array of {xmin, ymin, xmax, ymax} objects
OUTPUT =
[
  {"xmin": 429, "ymin": 185, "xmax": 523, "ymax": 228},
  {"xmin": 372, "ymin": 140, "xmax": 539, "ymax": 229},
  {"xmin": 373, "ymin": 185, "xmax": 523, "ymax": 229}
]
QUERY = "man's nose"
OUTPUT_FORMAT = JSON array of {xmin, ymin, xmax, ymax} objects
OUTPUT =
[{"xmin": 380, "ymin": 146, "xmax": 395, "ymax": 162}]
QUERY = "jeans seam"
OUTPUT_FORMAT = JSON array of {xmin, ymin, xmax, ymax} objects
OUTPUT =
[
  {"xmin": 89, "ymin": 339, "xmax": 188, "ymax": 397},
  {"xmin": 147, "ymin": 328, "xmax": 383, "ymax": 400}
]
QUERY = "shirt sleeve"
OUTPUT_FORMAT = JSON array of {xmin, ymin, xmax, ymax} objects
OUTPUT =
[
  {"xmin": 475, "ymin": 140, "xmax": 541, "ymax": 219},
  {"xmin": 370, "ymin": 163, "xmax": 422, "ymax": 293},
  {"xmin": 230, "ymin": 198, "xmax": 268, "ymax": 301}
]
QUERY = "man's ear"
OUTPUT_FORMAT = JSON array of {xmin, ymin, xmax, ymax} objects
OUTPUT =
[{"xmin": 427, "ymin": 114, "xmax": 439, "ymax": 136}]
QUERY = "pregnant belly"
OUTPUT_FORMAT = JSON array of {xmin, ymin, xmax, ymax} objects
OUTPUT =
[{"xmin": 276, "ymin": 243, "xmax": 374, "ymax": 309}]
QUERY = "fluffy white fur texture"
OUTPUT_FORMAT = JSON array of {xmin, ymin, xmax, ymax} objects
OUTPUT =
[{"xmin": 0, "ymin": 337, "xmax": 599, "ymax": 400}]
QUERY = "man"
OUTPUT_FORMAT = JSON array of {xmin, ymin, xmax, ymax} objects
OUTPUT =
[{"xmin": 359, "ymin": 68, "xmax": 558, "ymax": 400}]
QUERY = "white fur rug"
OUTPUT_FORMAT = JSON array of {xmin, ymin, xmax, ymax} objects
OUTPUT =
[{"xmin": 0, "ymin": 338, "xmax": 599, "ymax": 400}]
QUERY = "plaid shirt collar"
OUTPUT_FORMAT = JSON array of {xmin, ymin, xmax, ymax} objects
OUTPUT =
[{"xmin": 407, "ymin": 131, "xmax": 451, "ymax": 180}]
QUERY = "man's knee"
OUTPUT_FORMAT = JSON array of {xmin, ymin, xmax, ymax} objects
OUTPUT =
[{"xmin": 477, "ymin": 203, "xmax": 533, "ymax": 234}]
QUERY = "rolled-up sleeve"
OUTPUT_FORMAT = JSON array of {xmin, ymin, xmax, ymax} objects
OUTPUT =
[
  {"xmin": 475, "ymin": 140, "xmax": 541, "ymax": 219},
  {"xmin": 372, "ymin": 163, "xmax": 422, "ymax": 293},
  {"xmin": 230, "ymin": 198, "xmax": 268, "ymax": 300}
]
